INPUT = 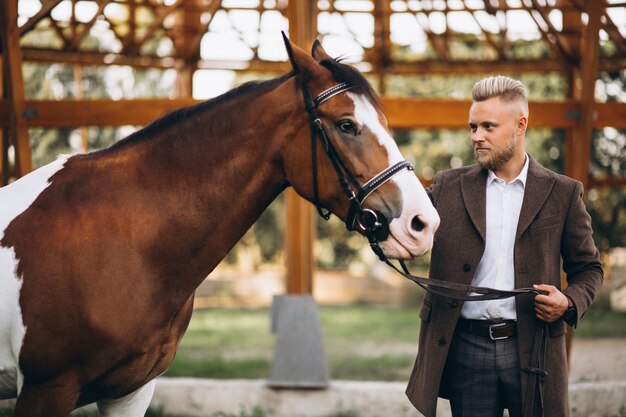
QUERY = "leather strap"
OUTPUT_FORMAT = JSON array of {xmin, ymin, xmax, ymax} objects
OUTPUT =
[
  {"xmin": 522, "ymin": 322, "xmax": 548, "ymax": 417},
  {"xmin": 457, "ymin": 319, "xmax": 517, "ymax": 340},
  {"xmin": 384, "ymin": 258, "xmax": 544, "ymax": 302}
]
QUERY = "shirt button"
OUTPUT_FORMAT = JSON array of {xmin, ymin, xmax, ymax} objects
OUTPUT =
[
  {"xmin": 463, "ymin": 264, "xmax": 471, "ymax": 272},
  {"xmin": 448, "ymin": 300, "xmax": 458, "ymax": 309},
  {"xmin": 437, "ymin": 337, "xmax": 447, "ymax": 347}
]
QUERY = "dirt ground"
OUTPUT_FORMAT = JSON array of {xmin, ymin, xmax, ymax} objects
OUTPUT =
[{"xmin": 569, "ymin": 338, "xmax": 626, "ymax": 383}]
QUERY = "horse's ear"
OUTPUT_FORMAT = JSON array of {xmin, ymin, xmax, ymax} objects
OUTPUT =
[
  {"xmin": 281, "ymin": 31, "xmax": 298, "ymax": 72},
  {"xmin": 281, "ymin": 31, "xmax": 321, "ymax": 76},
  {"xmin": 311, "ymin": 39, "xmax": 333, "ymax": 62}
]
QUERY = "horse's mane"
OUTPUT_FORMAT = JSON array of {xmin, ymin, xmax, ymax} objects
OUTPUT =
[
  {"xmin": 319, "ymin": 57, "xmax": 380, "ymax": 109},
  {"xmin": 98, "ymin": 72, "xmax": 294, "ymax": 153},
  {"xmin": 97, "ymin": 57, "xmax": 378, "ymax": 153}
]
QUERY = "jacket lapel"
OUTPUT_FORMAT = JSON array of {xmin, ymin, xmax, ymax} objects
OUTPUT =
[
  {"xmin": 515, "ymin": 157, "xmax": 556, "ymax": 240},
  {"xmin": 461, "ymin": 166, "xmax": 488, "ymax": 241}
]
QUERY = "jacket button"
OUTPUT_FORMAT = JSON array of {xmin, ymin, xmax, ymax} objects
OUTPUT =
[
  {"xmin": 448, "ymin": 300, "xmax": 458, "ymax": 309},
  {"xmin": 437, "ymin": 337, "xmax": 447, "ymax": 347},
  {"xmin": 463, "ymin": 264, "xmax": 471, "ymax": 272}
]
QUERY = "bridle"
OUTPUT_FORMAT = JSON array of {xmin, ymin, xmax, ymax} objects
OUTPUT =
[
  {"xmin": 300, "ymin": 77, "xmax": 548, "ymax": 417},
  {"xmin": 300, "ymin": 79, "xmax": 412, "ymax": 249}
]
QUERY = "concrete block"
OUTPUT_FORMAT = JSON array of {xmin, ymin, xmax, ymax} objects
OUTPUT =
[{"xmin": 268, "ymin": 295, "xmax": 330, "ymax": 388}]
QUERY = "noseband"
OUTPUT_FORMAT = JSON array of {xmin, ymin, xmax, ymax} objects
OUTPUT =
[{"xmin": 299, "ymin": 80, "xmax": 412, "ymax": 251}]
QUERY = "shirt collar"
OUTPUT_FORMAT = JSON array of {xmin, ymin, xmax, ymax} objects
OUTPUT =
[{"xmin": 487, "ymin": 153, "xmax": 529, "ymax": 187}]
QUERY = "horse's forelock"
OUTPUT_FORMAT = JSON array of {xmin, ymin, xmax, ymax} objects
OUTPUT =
[{"xmin": 319, "ymin": 58, "xmax": 380, "ymax": 109}]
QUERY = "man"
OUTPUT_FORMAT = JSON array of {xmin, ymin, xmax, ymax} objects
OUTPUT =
[{"xmin": 405, "ymin": 75, "xmax": 604, "ymax": 417}]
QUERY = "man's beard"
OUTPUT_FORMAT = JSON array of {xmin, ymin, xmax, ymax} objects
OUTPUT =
[{"xmin": 474, "ymin": 135, "xmax": 517, "ymax": 171}]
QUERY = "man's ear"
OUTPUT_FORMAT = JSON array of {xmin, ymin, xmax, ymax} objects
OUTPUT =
[
  {"xmin": 517, "ymin": 115, "xmax": 528, "ymax": 136},
  {"xmin": 281, "ymin": 31, "xmax": 322, "ymax": 76},
  {"xmin": 311, "ymin": 39, "xmax": 333, "ymax": 62}
]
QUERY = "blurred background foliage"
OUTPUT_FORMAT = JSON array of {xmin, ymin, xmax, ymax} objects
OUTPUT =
[{"xmin": 22, "ymin": 30, "xmax": 626, "ymax": 275}]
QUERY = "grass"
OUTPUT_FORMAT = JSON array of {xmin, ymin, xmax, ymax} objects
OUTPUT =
[
  {"xmin": 575, "ymin": 292, "xmax": 626, "ymax": 338},
  {"xmin": 0, "ymin": 406, "xmax": 358, "ymax": 417},
  {"xmin": 164, "ymin": 305, "xmax": 422, "ymax": 381},
  {"xmin": 164, "ymin": 301, "xmax": 626, "ymax": 381}
]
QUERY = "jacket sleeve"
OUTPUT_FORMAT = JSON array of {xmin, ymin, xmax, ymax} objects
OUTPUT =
[{"xmin": 561, "ymin": 180, "xmax": 604, "ymax": 327}]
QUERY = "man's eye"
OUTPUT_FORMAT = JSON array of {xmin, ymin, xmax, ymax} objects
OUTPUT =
[{"xmin": 337, "ymin": 120, "xmax": 357, "ymax": 135}]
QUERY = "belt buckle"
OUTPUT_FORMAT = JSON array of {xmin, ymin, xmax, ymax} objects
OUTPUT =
[{"xmin": 489, "ymin": 322, "xmax": 508, "ymax": 340}]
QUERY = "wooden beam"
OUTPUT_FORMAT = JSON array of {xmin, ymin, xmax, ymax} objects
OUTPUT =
[
  {"xmin": 414, "ymin": 12, "xmax": 450, "ymax": 61},
  {"xmin": 373, "ymin": 0, "xmax": 391, "ymax": 93},
  {"xmin": 526, "ymin": 0, "xmax": 575, "ymax": 63},
  {"xmin": 20, "ymin": 46, "xmax": 626, "ymax": 74},
  {"xmin": 22, "ymin": 47, "xmax": 181, "ymax": 68},
  {"xmin": 565, "ymin": 0, "xmax": 603, "ymax": 190},
  {"xmin": 601, "ymin": 2, "xmax": 626, "ymax": 56},
  {"xmin": 0, "ymin": 0, "xmax": 32, "ymax": 179},
  {"xmin": 590, "ymin": 177, "xmax": 626, "ymax": 188},
  {"xmin": 465, "ymin": 1, "xmax": 506, "ymax": 60},
  {"xmin": 121, "ymin": 0, "xmax": 138, "ymax": 54},
  {"xmin": 19, "ymin": 0, "xmax": 64, "ymax": 37},
  {"xmin": 1, "ymin": 98, "xmax": 625, "ymax": 130},
  {"xmin": 133, "ymin": 0, "xmax": 186, "ymax": 53},
  {"xmin": 0, "ymin": 98, "xmax": 198, "ymax": 127},
  {"xmin": 69, "ymin": 0, "xmax": 113, "ymax": 50},
  {"xmin": 382, "ymin": 99, "xmax": 626, "ymax": 129},
  {"xmin": 186, "ymin": 0, "xmax": 223, "ymax": 61},
  {"xmin": 559, "ymin": 0, "xmax": 583, "ymax": 61},
  {"xmin": 285, "ymin": 0, "xmax": 317, "ymax": 295},
  {"xmin": 73, "ymin": 64, "xmax": 88, "ymax": 152}
]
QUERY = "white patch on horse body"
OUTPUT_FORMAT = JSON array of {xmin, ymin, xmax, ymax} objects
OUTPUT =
[
  {"xmin": 0, "ymin": 156, "xmax": 70, "ymax": 398},
  {"xmin": 97, "ymin": 379, "xmax": 156, "ymax": 417},
  {"xmin": 349, "ymin": 93, "xmax": 440, "ymax": 257}
]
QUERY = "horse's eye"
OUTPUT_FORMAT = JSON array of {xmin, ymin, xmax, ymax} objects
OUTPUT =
[{"xmin": 337, "ymin": 120, "xmax": 357, "ymax": 135}]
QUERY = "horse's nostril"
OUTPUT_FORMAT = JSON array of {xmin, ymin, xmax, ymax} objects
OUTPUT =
[{"xmin": 412, "ymin": 216, "xmax": 426, "ymax": 232}]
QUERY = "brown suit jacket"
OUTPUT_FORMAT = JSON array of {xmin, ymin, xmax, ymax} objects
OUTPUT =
[{"xmin": 405, "ymin": 157, "xmax": 604, "ymax": 417}]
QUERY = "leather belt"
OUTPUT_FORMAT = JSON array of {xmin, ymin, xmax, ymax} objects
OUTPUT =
[{"xmin": 457, "ymin": 319, "xmax": 517, "ymax": 340}]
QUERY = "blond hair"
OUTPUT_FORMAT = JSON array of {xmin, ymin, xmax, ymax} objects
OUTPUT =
[{"xmin": 472, "ymin": 75, "xmax": 528, "ymax": 115}]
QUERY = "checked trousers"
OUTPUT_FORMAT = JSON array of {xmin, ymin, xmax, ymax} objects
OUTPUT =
[{"xmin": 444, "ymin": 324, "xmax": 523, "ymax": 417}]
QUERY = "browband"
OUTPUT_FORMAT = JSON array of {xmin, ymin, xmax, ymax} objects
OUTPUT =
[{"xmin": 313, "ymin": 82, "xmax": 353, "ymax": 107}]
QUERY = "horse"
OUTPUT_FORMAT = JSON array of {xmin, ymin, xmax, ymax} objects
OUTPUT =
[{"xmin": 0, "ymin": 35, "xmax": 439, "ymax": 416}]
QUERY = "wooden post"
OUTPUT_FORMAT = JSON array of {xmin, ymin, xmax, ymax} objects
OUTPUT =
[
  {"xmin": 561, "ymin": 0, "xmax": 603, "ymax": 367},
  {"xmin": 0, "ymin": 0, "xmax": 32, "ymax": 180},
  {"xmin": 171, "ymin": 0, "xmax": 204, "ymax": 99},
  {"xmin": 284, "ymin": 1, "xmax": 317, "ymax": 295},
  {"xmin": 565, "ymin": 0, "xmax": 602, "ymax": 191},
  {"xmin": 373, "ymin": 0, "xmax": 391, "ymax": 95},
  {"xmin": 74, "ymin": 64, "xmax": 89, "ymax": 152}
]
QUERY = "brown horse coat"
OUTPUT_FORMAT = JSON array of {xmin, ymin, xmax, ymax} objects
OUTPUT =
[{"xmin": 0, "ymin": 38, "xmax": 438, "ymax": 416}]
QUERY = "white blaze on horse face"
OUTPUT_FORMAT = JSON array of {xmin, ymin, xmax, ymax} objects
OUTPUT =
[
  {"xmin": 0, "ymin": 156, "xmax": 69, "ymax": 397},
  {"xmin": 348, "ymin": 93, "xmax": 440, "ymax": 258}
]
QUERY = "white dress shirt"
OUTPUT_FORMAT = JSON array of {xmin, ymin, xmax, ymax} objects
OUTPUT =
[{"xmin": 461, "ymin": 154, "xmax": 529, "ymax": 321}]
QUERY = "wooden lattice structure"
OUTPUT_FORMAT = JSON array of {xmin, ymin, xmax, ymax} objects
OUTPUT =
[{"xmin": 1, "ymin": 0, "xmax": 625, "ymax": 294}]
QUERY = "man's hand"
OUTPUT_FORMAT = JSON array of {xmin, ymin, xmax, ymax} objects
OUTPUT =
[{"xmin": 533, "ymin": 284, "xmax": 571, "ymax": 323}]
